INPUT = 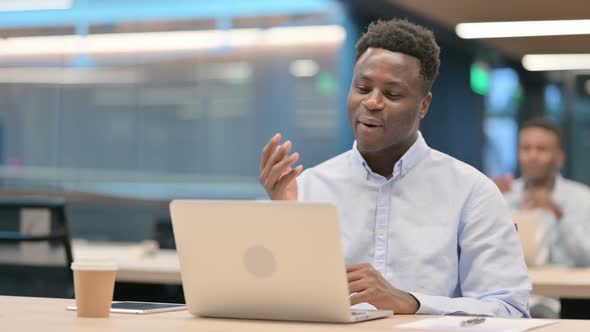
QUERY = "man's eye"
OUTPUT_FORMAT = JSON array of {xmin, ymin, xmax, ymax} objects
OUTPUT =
[{"xmin": 356, "ymin": 86, "xmax": 370, "ymax": 93}]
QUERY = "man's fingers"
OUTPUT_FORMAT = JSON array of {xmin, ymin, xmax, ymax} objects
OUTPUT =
[
  {"xmin": 260, "ymin": 140, "xmax": 292, "ymax": 184},
  {"xmin": 260, "ymin": 133, "xmax": 281, "ymax": 172},
  {"xmin": 494, "ymin": 174, "xmax": 514, "ymax": 193},
  {"xmin": 346, "ymin": 263, "xmax": 371, "ymax": 273},
  {"xmin": 264, "ymin": 153, "xmax": 299, "ymax": 192},
  {"xmin": 273, "ymin": 165, "xmax": 304, "ymax": 194},
  {"xmin": 347, "ymin": 270, "xmax": 365, "ymax": 283},
  {"xmin": 346, "ymin": 264, "xmax": 362, "ymax": 272},
  {"xmin": 349, "ymin": 290, "xmax": 369, "ymax": 306},
  {"xmin": 348, "ymin": 280, "xmax": 368, "ymax": 294}
]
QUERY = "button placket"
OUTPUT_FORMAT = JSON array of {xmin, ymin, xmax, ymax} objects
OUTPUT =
[{"xmin": 373, "ymin": 179, "xmax": 392, "ymax": 275}]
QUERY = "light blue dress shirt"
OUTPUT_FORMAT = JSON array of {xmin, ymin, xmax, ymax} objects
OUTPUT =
[
  {"xmin": 296, "ymin": 132, "xmax": 531, "ymax": 317},
  {"xmin": 504, "ymin": 175, "xmax": 590, "ymax": 267}
]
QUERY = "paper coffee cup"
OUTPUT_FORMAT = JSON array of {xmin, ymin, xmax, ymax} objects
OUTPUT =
[{"xmin": 71, "ymin": 260, "xmax": 117, "ymax": 318}]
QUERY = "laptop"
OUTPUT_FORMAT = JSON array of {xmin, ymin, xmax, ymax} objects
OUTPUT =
[
  {"xmin": 169, "ymin": 200, "xmax": 393, "ymax": 323},
  {"xmin": 513, "ymin": 211, "xmax": 544, "ymax": 267}
]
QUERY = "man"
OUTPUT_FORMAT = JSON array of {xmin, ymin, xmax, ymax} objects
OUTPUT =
[
  {"xmin": 496, "ymin": 118, "xmax": 590, "ymax": 267},
  {"xmin": 259, "ymin": 19, "xmax": 531, "ymax": 317},
  {"xmin": 494, "ymin": 118, "xmax": 590, "ymax": 318}
]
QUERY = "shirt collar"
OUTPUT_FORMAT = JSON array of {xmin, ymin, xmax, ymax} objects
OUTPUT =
[
  {"xmin": 551, "ymin": 174, "xmax": 566, "ymax": 202},
  {"xmin": 351, "ymin": 131, "xmax": 430, "ymax": 179},
  {"xmin": 514, "ymin": 173, "xmax": 565, "ymax": 197}
]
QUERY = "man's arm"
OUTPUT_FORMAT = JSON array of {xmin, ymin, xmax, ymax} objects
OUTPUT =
[
  {"xmin": 411, "ymin": 179, "xmax": 531, "ymax": 317},
  {"xmin": 556, "ymin": 202, "xmax": 590, "ymax": 266},
  {"xmin": 347, "ymin": 263, "xmax": 419, "ymax": 314}
]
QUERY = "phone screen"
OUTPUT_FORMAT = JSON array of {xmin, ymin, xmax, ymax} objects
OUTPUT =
[
  {"xmin": 67, "ymin": 302, "xmax": 186, "ymax": 314},
  {"xmin": 111, "ymin": 302, "xmax": 185, "ymax": 311}
]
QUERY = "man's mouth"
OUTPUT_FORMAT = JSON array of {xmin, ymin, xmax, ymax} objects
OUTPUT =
[
  {"xmin": 358, "ymin": 116, "xmax": 383, "ymax": 129},
  {"xmin": 357, "ymin": 117, "xmax": 383, "ymax": 129}
]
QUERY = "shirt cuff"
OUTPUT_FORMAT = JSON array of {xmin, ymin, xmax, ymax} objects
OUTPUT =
[
  {"xmin": 411, "ymin": 292, "xmax": 442, "ymax": 315},
  {"xmin": 410, "ymin": 293, "xmax": 480, "ymax": 316},
  {"xmin": 410, "ymin": 292, "xmax": 478, "ymax": 316}
]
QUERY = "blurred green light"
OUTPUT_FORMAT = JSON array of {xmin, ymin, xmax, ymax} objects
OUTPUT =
[
  {"xmin": 315, "ymin": 72, "xmax": 337, "ymax": 95},
  {"xmin": 513, "ymin": 83, "xmax": 524, "ymax": 101},
  {"xmin": 470, "ymin": 64, "xmax": 490, "ymax": 95}
]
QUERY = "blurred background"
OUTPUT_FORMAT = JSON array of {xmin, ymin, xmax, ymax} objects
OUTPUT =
[{"xmin": 0, "ymin": 0, "xmax": 589, "ymax": 301}]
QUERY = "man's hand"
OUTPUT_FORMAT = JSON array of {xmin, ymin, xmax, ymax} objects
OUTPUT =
[
  {"xmin": 492, "ymin": 174, "xmax": 514, "ymax": 193},
  {"xmin": 522, "ymin": 189, "xmax": 564, "ymax": 220},
  {"xmin": 347, "ymin": 263, "xmax": 419, "ymax": 314},
  {"xmin": 259, "ymin": 133, "xmax": 303, "ymax": 200}
]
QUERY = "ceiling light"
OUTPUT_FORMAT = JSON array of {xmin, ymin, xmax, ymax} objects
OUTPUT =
[
  {"xmin": 0, "ymin": 67, "xmax": 138, "ymax": 84},
  {"xmin": 522, "ymin": 54, "xmax": 590, "ymax": 71},
  {"xmin": 0, "ymin": 25, "xmax": 345, "ymax": 58},
  {"xmin": 264, "ymin": 25, "xmax": 346, "ymax": 46},
  {"xmin": 0, "ymin": 0, "xmax": 72, "ymax": 12},
  {"xmin": 289, "ymin": 59, "xmax": 320, "ymax": 77},
  {"xmin": 456, "ymin": 20, "xmax": 590, "ymax": 39}
]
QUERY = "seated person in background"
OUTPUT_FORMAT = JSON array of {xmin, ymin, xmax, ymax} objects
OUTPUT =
[
  {"xmin": 494, "ymin": 117, "xmax": 590, "ymax": 318},
  {"xmin": 259, "ymin": 19, "xmax": 531, "ymax": 318},
  {"xmin": 494, "ymin": 118, "xmax": 590, "ymax": 267}
]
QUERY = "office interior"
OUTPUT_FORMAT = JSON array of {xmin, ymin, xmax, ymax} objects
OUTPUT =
[{"xmin": 1, "ymin": 0, "xmax": 590, "ymax": 321}]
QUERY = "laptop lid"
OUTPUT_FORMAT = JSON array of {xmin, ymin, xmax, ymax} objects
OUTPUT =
[
  {"xmin": 169, "ymin": 200, "xmax": 354, "ymax": 322},
  {"xmin": 513, "ymin": 211, "xmax": 543, "ymax": 267}
]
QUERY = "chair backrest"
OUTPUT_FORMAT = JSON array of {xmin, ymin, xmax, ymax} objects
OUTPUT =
[{"xmin": 0, "ymin": 197, "xmax": 74, "ymax": 298}]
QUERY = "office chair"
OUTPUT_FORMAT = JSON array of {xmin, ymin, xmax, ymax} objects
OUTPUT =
[{"xmin": 0, "ymin": 197, "xmax": 74, "ymax": 298}]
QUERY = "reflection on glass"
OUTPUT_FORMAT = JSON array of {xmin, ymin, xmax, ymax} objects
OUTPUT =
[{"xmin": 0, "ymin": 24, "xmax": 345, "ymax": 200}]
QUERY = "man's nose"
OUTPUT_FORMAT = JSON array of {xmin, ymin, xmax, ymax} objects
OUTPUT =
[
  {"xmin": 362, "ymin": 90, "xmax": 385, "ymax": 111},
  {"xmin": 524, "ymin": 151, "xmax": 541, "ymax": 162}
]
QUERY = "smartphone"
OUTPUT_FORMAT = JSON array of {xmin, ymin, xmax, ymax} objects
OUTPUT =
[{"xmin": 66, "ymin": 301, "xmax": 187, "ymax": 314}]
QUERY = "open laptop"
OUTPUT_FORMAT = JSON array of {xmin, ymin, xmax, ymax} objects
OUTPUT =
[
  {"xmin": 169, "ymin": 200, "xmax": 393, "ymax": 323},
  {"xmin": 513, "ymin": 211, "xmax": 545, "ymax": 267}
]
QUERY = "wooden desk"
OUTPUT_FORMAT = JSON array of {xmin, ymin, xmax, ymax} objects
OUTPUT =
[
  {"xmin": 2, "ymin": 295, "xmax": 589, "ymax": 332},
  {"xmin": 4, "ymin": 241, "xmax": 590, "ymax": 298},
  {"xmin": 0, "ymin": 240, "xmax": 181, "ymax": 284},
  {"xmin": 97, "ymin": 244, "xmax": 590, "ymax": 299},
  {"xmin": 73, "ymin": 241, "xmax": 181, "ymax": 284},
  {"xmin": 84, "ymin": 245, "xmax": 590, "ymax": 298},
  {"xmin": 96, "ymin": 247, "xmax": 590, "ymax": 299},
  {"xmin": 528, "ymin": 266, "xmax": 590, "ymax": 299}
]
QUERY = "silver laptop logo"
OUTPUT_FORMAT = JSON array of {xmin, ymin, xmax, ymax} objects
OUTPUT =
[{"xmin": 243, "ymin": 245, "xmax": 277, "ymax": 278}]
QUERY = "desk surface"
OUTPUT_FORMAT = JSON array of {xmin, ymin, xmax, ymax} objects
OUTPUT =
[
  {"xmin": 77, "ymin": 244, "xmax": 590, "ymax": 300},
  {"xmin": 2, "ymin": 295, "xmax": 590, "ymax": 332},
  {"xmin": 74, "ymin": 241, "xmax": 181, "ymax": 284},
  {"xmin": 529, "ymin": 266, "xmax": 590, "ymax": 299},
  {"xmin": 4, "ymin": 241, "xmax": 590, "ymax": 298},
  {"xmin": 75, "ymin": 243, "xmax": 590, "ymax": 297}
]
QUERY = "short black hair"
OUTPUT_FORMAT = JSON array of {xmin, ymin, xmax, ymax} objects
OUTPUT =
[
  {"xmin": 521, "ymin": 117, "xmax": 563, "ymax": 149},
  {"xmin": 355, "ymin": 19, "xmax": 441, "ymax": 93}
]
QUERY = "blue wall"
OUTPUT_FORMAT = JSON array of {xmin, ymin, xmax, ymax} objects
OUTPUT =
[{"xmin": 422, "ymin": 46, "xmax": 485, "ymax": 169}]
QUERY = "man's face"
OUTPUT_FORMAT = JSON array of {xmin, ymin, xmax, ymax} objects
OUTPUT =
[
  {"xmin": 518, "ymin": 127, "xmax": 564, "ymax": 182},
  {"xmin": 347, "ymin": 48, "xmax": 431, "ymax": 154}
]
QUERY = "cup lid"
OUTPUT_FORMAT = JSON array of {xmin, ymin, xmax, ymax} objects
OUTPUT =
[{"xmin": 71, "ymin": 260, "xmax": 117, "ymax": 271}]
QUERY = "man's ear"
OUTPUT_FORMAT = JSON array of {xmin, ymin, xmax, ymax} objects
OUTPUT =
[{"xmin": 419, "ymin": 92, "xmax": 432, "ymax": 119}]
